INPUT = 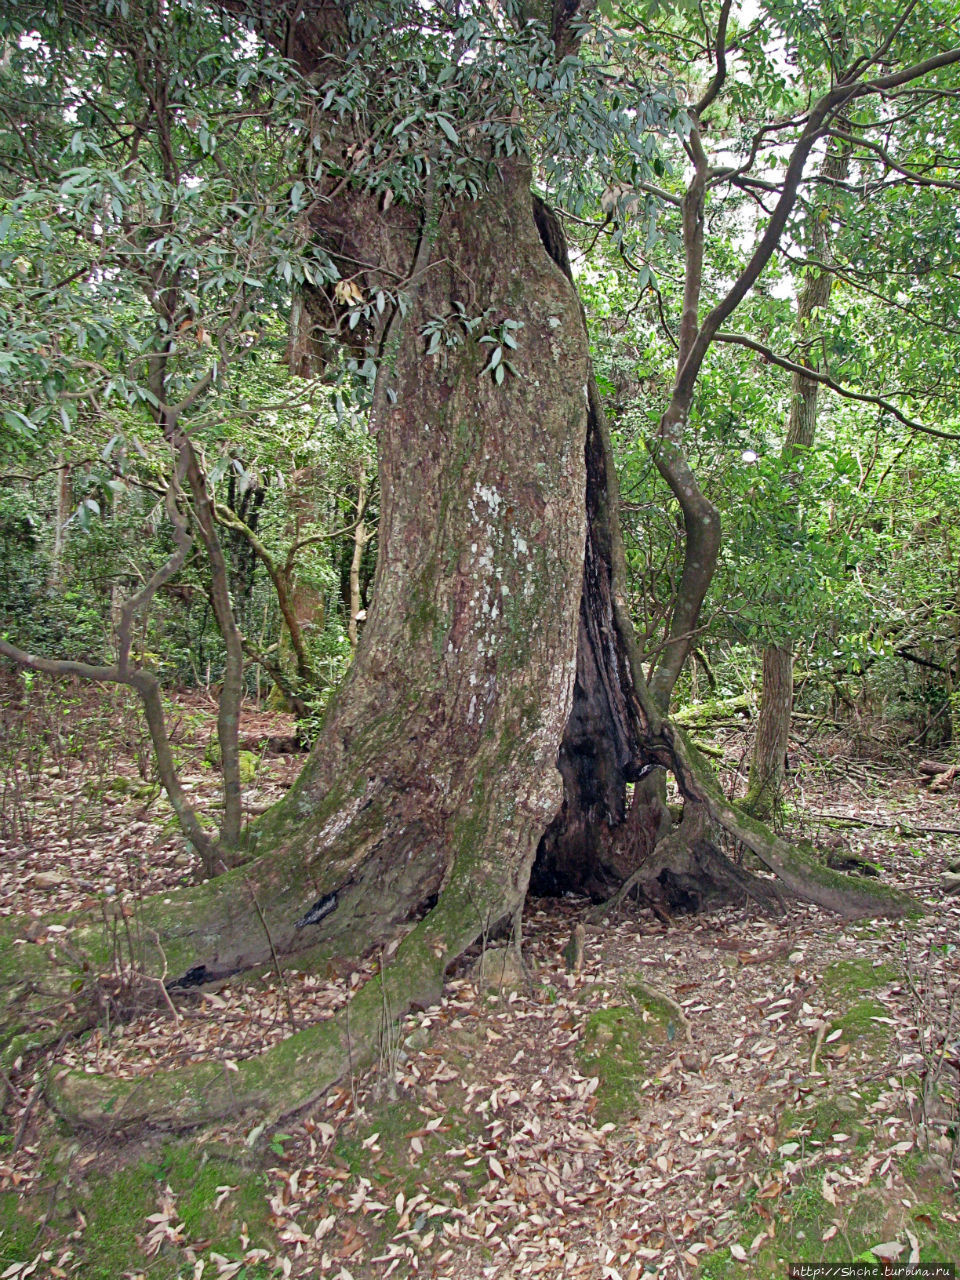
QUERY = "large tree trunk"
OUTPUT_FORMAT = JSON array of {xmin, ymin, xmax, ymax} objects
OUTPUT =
[
  {"xmin": 530, "ymin": 204, "xmax": 666, "ymax": 899},
  {"xmin": 236, "ymin": 161, "xmax": 589, "ymax": 961}
]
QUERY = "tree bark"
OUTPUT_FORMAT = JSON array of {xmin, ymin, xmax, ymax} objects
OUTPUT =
[
  {"xmin": 236, "ymin": 161, "xmax": 589, "ymax": 960},
  {"xmin": 347, "ymin": 461, "xmax": 368, "ymax": 651},
  {"xmin": 744, "ymin": 644, "xmax": 794, "ymax": 819}
]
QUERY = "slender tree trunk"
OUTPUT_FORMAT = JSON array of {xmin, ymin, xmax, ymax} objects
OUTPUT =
[
  {"xmin": 647, "ymin": 151, "xmax": 721, "ymax": 714},
  {"xmin": 180, "ymin": 439, "xmax": 245, "ymax": 847},
  {"xmin": 744, "ymin": 354, "xmax": 823, "ymax": 816},
  {"xmin": 745, "ymin": 644, "xmax": 794, "ymax": 818},
  {"xmin": 745, "ymin": 146, "xmax": 850, "ymax": 818},
  {"xmin": 347, "ymin": 461, "xmax": 368, "ymax": 651},
  {"xmin": 50, "ymin": 455, "xmax": 71, "ymax": 590},
  {"xmin": 278, "ymin": 304, "xmax": 326, "ymax": 693}
]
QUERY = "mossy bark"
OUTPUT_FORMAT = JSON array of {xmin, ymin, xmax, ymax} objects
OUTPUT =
[{"xmin": 48, "ymin": 879, "xmax": 479, "ymax": 1132}]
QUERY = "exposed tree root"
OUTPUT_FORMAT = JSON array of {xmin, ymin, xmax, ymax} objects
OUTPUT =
[
  {"xmin": 593, "ymin": 800, "xmax": 788, "ymax": 922},
  {"xmin": 659, "ymin": 727, "xmax": 917, "ymax": 919},
  {"xmin": 49, "ymin": 921, "xmax": 440, "ymax": 1133},
  {"xmin": 45, "ymin": 857, "xmax": 507, "ymax": 1133}
]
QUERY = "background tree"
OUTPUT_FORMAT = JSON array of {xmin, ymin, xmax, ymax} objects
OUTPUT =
[{"xmin": 743, "ymin": 143, "xmax": 850, "ymax": 818}]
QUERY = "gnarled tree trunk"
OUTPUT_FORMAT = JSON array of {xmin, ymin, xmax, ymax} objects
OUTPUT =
[{"xmin": 3, "ymin": 161, "xmax": 599, "ymax": 1128}]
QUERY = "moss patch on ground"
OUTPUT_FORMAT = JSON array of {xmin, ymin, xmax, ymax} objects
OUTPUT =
[
  {"xmin": 819, "ymin": 958, "xmax": 898, "ymax": 1060},
  {"xmin": 821, "ymin": 957, "xmax": 897, "ymax": 1000},
  {"xmin": 830, "ymin": 997, "xmax": 894, "ymax": 1055},
  {"xmin": 1, "ymin": 1139, "xmax": 275, "ymax": 1280},
  {"xmin": 576, "ymin": 984, "xmax": 680, "ymax": 1124},
  {"xmin": 781, "ymin": 1092, "xmax": 875, "ymax": 1154},
  {"xmin": 699, "ymin": 1162, "xmax": 960, "ymax": 1279}
]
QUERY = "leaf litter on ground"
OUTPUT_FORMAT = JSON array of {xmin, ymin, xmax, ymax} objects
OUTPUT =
[{"xmin": 1, "ymin": 704, "xmax": 959, "ymax": 1277}]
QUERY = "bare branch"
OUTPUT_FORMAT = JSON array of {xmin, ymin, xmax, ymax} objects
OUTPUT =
[
  {"xmin": 116, "ymin": 466, "xmax": 192, "ymax": 672},
  {"xmin": 676, "ymin": 43, "xmax": 960, "ymax": 407},
  {"xmin": 826, "ymin": 126, "xmax": 960, "ymax": 192},
  {"xmin": 0, "ymin": 640, "xmax": 222, "ymax": 872}
]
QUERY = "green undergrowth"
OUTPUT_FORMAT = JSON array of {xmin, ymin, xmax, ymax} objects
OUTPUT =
[
  {"xmin": 575, "ymin": 979, "xmax": 681, "ymax": 1124},
  {"xmin": 821, "ymin": 957, "xmax": 897, "ymax": 1000},
  {"xmin": 0, "ymin": 1189, "xmax": 36, "ymax": 1267},
  {"xmin": 780, "ymin": 1091, "xmax": 876, "ymax": 1153},
  {"xmin": 0, "ymin": 1138, "xmax": 275, "ymax": 1279},
  {"xmin": 821, "ymin": 958, "xmax": 899, "ymax": 1058},
  {"xmin": 831, "ymin": 997, "xmax": 891, "ymax": 1051}
]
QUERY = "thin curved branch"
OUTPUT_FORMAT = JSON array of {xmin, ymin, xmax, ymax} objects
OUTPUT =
[
  {"xmin": 212, "ymin": 501, "xmax": 318, "ymax": 688},
  {"xmin": 285, "ymin": 517, "xmax": 368, "ymax": 569},
  {"xmin": 714, "ymin": 331, "xmax": 960, "ymax": 440},
  {"xmin": 116, "ymin": 467, "xmax": 192, "ymax": 670},
  {"xmin": 0, "ymin": 639, "xmax": 222, "ymax": 873},
  {"xmin": 825, "ymin": 126, "xmax": 960, "ymax": 192},
  {"xmin": 695, "ymin": 0, "xmax": 732, "ymax": 115},
  {"xmin": 678, "ymin": 44, "xmax": 960, "ymax": 406}
]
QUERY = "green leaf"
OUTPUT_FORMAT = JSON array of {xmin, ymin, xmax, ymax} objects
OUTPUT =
[
  {"xmin": 392, "ymin": 113, "xmax": 419, "ymax": 137},
  {"xmin": 3, "ymin": 409, "xmax": 34, "ymax": 435},
  {"xmin": 436, "ymin": 115, "xmax": 459, "ymax": 146}
]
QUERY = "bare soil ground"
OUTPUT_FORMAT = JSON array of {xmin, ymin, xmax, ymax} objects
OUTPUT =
[{"xmin": 1, "ymin": 679, "xmax": 958, "ymax": 1279}]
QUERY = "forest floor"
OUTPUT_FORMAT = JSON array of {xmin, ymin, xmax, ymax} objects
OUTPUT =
[{"xmin": 0, "ymin": 679, "xmax": 958, "ymax": 1279}]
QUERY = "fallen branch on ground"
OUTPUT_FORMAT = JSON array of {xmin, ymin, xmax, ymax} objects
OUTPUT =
[{"xmin": 816, "ymin": 813, "xmax": 960, "ymax": 837}]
